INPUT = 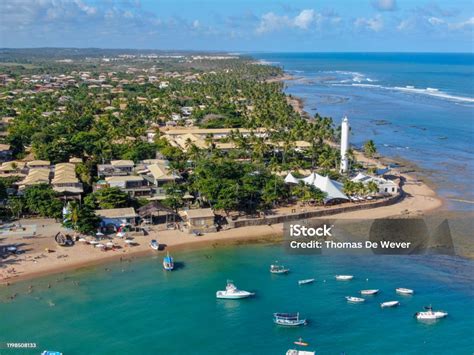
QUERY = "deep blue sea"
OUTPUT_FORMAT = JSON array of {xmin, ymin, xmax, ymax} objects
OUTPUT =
[
  {"xmin": 1, "ymin": 244, "xmax": 473, "ymax": 354},
  {"xmin": 252, "ymin": 52, "xmax": 474, "ymax": 210}
]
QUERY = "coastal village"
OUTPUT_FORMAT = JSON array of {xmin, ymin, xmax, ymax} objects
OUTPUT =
[{"xmin": 0, "ymin": 50, "xmax": 441, "ymax": 282}]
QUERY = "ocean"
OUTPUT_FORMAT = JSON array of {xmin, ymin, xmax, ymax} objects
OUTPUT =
[
  {"xmin": 253, "ymin": 52, "xmax": 474, "ymax": 210},
  {"xmin": 0, "ymin": 244, "xmax": 473, "ymax": 354},
  {"xmin": 1, "ymin": 53, "xmax": 473, "ymax": 355}
]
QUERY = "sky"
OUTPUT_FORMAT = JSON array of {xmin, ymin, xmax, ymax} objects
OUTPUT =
[{"xmin": 0, "ymin": 0, "xmax": 473, "ymax": 52}]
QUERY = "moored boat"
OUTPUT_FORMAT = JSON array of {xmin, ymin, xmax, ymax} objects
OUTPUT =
[
  {"xmin": 298, "ymin": 279, "xmax": 315, "ymax": 285},
  {"xmin": 286, "ymin": 350, "xmax": 315, "ymax": 355},
  {"xmin": 360, "ymin": 289, "xmax": 379, "ymax": 295},
  {"xmin": 396, "ymin": 288, "xmax": 414, "ymax": 295},
  {"xmin": 273, "ymin": 312, "xmax": 307, "ymax": 326},
  {"xmin": 163, "ymin": 251, "xmax": 174, "ymax": 271},
  {"xmin": 346, "ymin": 296, "xmax": 365, "ymax": 303},
  {"xmin": 381, "ymin": 301, "xmax": 400, "ymax": 308},
  {"xmin": 270, "ymin": 262, "xmax": 289, "ymax": 274},
  {"xmin": 216, "ymin": 280, "xmax": 254, "ymax": 299},
  {"xmin": 149, "ymin": 239, "xmax": 159, "ymax": 250},
  {"xmin": 415, "ymin": 306, "xmax": 448, "ymax": 321},
  {"xmin": 335, "ymin": 275, "xmax": 353, "ymax": 281},
  {"xmin": 294, "ymin": 337, "xmax": 309, "ymax": 346}
]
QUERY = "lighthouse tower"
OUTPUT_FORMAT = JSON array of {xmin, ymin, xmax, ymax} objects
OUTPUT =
[{"xmin": 340, "ymin": 116, "xmax": 350, "ymax": 174}]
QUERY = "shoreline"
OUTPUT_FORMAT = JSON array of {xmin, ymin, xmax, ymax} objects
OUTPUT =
[{"xmin": 0, "ymin": 72, "xmax": 450, "ymax": 285}]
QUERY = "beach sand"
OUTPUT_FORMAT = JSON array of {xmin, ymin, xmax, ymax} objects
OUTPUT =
[{"xmin": 0, "ymin": 170, "xmax": 443, "ymax": 285}]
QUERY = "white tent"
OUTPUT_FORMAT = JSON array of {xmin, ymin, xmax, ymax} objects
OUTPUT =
[
  {"xmin": 285, "ymin": 171, "xmax": 349, "ymax": 202},
  {"xmin": 284, "ymin": 172, "xmax": 300, "ymax": 184}
]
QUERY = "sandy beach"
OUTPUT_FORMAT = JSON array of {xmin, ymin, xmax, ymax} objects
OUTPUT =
[{"xmin": 0, "ymin": 168, "xmax": 443, "ymax": 285}]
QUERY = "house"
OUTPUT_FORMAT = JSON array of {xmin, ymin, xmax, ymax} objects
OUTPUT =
[
  {"xmin": 104, "ymin": 175, "xmax": 151, "ymax": 197},
  {"xmin": 180, "ymin": 208, "xmax": 216, "ymax": 234},
  {"xmin": 351, "ymin": 173, "xmax": 399, "ymax": 195},
  {"xmin": 98, "ymin": 160, "xmax": 134, "ymax": 177},
  {"xmin": 26, "ymin": 160, "xmax": 51, "ymax": 169},
  {"xmin": 96, "ymin": 207, "xmax": 138, "ymax": 229},
  {"xmin": 51, "ymin": 163, "xmax": 83, "ymax": 197},
  {"xmin": 18, "ymin": 168, "xmax": 51, "ymax": 189}
]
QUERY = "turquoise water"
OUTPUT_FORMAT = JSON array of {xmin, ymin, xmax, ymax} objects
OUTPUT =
[
  {"xmin": 252, "ymin": 53, "xmax": 474, "ymax": 210},
  {"xmin": 1, "ymin": 244, "xmax": 473, "ymax": 354}
]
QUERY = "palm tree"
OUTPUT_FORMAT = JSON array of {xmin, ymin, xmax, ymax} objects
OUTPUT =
[{"xmin": 363, "ymin": 140, "xmax": 377, "ymax": 157}]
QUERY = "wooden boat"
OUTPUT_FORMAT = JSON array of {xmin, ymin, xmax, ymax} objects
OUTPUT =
[
  {"xmin": 396, "ymin": 288, "xmax": 414, "ymax": 295},
  {"xmin": 346, "ymin": 296, "xmax": 365, "ymax": 303},
  {"xmin": 294, "ymin": 337, "xmax": 309, "ymax": 346},
  {"xmin": 335, "ymin": 275, "xmax": 353, "ymax": 281},
  {"xmin": 270, "ymin": 262, "xmax": 289, "ymax": 274},
  {"xmin": 149, "ymin": 239, "xmax": 159, "ymax": 250},
  {"xmin": 298, "ymin": 279, "xmax": 315, "ymax": 285},
  {"xmin": 381, "ymin": 301, "xmax": 400, "ymax": 308},
  {"xmin": 360, "ymin": 289, "xmax": 379, "ymax": 295},
  {"xmin": 163, "ymin": 251, "xmax": 174, "ymax": 271},
  {"xmin": 273, "ymin": 313, "xmax": 307, "ymax": 326}
]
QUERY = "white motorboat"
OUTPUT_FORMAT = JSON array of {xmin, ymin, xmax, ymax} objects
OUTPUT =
[
  {"xmin": 381, "ymin": 301, "xmax": 400, "ymax": 308},
  {"xmin": 273, "ymin": 313, "xmax": 307, "ymax": 326},
  {"xmin": 216, "ymin": 280, "xmax": 254, "ymax": 299},
  {"xmin": 286, "ymin": 350, "xmax": 315, "ymax": 355},
  {"xmin": 298, "ymin": 279, "xmax": 315, "ymax": 285},
  {"xmin": 149, "ymin": 239, "xmax": 159, "ymax": 250},
  {"xmin": 335, "ymin": 275, "xmax": 353, "ymax": 281},
  {"xmin": 415, "ymin": 306, "xmax": 448, "ymax": 321},
  {"xmin": 360, "ymin": 289, "xmax": 379, "ymax": 295},
  {"xmin": 270, "ymin": 262, "xmax": 289, "ymax": 274},
  {"xmin": 396, "ymin": 288, "xmax": 414, "ymax": 295},
  {"xmin": 346, "ymin": 296, "xmax": 365, "ymax": 303}
]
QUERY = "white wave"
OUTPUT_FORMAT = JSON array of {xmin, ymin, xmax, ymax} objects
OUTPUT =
[{"xmin": 392, "ymin": 86, "xmax": 474, "ymax": 103}]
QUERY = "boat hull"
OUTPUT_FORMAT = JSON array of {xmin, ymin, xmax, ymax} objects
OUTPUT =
[
  {"xmin": 298, "ymin": 279, "xmax": 315, "ymax": 285},
  {"xmin": 396, "ymin": 288, "xmax": 414, "ymax": 295},
  {"xmin": 381, "ymin": 301, "xmax": 400, "ymax": 308},
  {"xmin": 216, "ymin": 292, "xmax": 254, "ymax": 299},
  {"xmin": 336, "ymin": 275, "xmax": 353, "ymax": 281},
  {"xmin": 360, "ymin": 289, "xmax": 379, "ymax": 295}
]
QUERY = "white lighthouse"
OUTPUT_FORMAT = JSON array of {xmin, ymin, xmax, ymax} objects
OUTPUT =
[{"xmin": 340, "ymin": 116, "xmax": 350, "ymax": 174}]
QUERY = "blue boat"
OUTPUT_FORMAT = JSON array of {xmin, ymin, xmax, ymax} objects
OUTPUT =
[
  {"xmin": 41, "ymin": 351, "xmax": 63, "ymax": 355},
  {"xmin": 163, "ymin": 251, "xmax": 174, "ymax": 271}
]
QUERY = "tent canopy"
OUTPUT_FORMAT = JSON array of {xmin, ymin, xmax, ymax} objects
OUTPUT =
[{"xmin": 285, "ymin": 171, "xmax": 349, "ymax": 202}]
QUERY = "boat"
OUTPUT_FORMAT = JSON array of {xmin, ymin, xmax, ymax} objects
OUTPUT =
[
  {"xmin": 335, "ymin": 275, "xmax": 353, "ymax": 281},
  {"xmin": 216, "ymin": 280, "xmax": 254, "ymax": 299},
  {"xmin": 346, "ymin": 296, "xmax": 365, "ymax": 303},
  {"xmin": 149, "ymin": 239, "xmax": 159, "ymax": 250},
  {"xmin": 273, "ymin": 313, "xmax": 307, "ymax": 326},
  {"xmin": 298, "ymin": 279, "xmax": 315, "ymax": 285},
  {"xmin": 381, "ymin": 301, "xmax": 400, "ymax": 308},
  {"xmin": 396, "ymin": 288, "xmax": 414, "ymax": 295},
  {"xmin": 360, "ymin": 289, "xmax": 379, "ymax": 295},
  {"xmin": 41, "ymin": 352, "xmax": 63, "ymax": 355},
  {"xmin": 294, "ymin": 337, "xmax": 309, "ymax": 346},
  {"xmin": 415, "ymin": 306, "xmax": 448, "ymax": 321},
  {"xmin": 286, "ymin": 350, "xmax": 315, "ymax": 355},
  {"xmin": 270, "ymin": 262, "xmax": 289, "ymax": 274},
  {"xmin": 163, "ymin": 251, "xmax": 174, "ymax": 271}
]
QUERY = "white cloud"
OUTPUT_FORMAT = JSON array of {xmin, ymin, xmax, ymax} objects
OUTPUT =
[
  {"xmin": 428, "ymin": 17, "xmax": 445, "ymax": 26},
  {"xmin": 294, "ymin": 9, "xmax": 315, "ymax": 30},
  {"xmin": 372, "ymin": 0, "xmax": 397, "ymax": 12},
  {"xmin": 449, "ymin": 17, "xmax": 474, "ymax": 30},
  {"xmin": 192, "ymin": 20, "xmax": 200, "ymax": 29},
  {"xmin": 256, "ymin": 9, "xmax": 318, "ymax": 33},
  {"xmin": 354, "ymin": 14, "xmax": 384, "ymax": 32}
]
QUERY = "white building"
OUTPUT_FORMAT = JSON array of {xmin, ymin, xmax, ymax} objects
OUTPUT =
[{"xmin": 351, "ymin": 173, "xmax": 399, "ymax": 195}]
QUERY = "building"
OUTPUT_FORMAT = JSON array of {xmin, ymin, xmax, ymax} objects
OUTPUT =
[
  {"xmin": 51, "ymin": 163, "xmax": 83, "ymax": 198},
  {"xmin": 340, "ymin": 116, "xmax": 350, "ymax": 174},
  {"xmin": 98, "ymin": 160, "xmax": 134, "ymax": 177},
  {"xmin": 179, "ymin": 208, "xmax": 216, "ymax": 234},
  {"xmin": 104, "ymin": 175, "xmax": 151, "ymax": 197},
  {"xmin": 96, "ymin": 207, "xmax": 138, "ymax": 229},
  {"xmin": 0, "ymin": 144, "xmax": 12, "ymax": 162},
  {"xmin": 351, "ymin": 173, "xmax": 399, "ymax": 195}
]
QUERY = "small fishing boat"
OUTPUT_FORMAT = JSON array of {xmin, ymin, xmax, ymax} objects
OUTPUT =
[
  {"xmin": 286, "ymin": 350, "xmax": 315, "ymax": 355},
  {"xmin": 163, "ymin": 251, "xmax": 174, "ymax": 271},
  {"xmin": 270, "ymin": 262, "xmax": 289, "ymax": 274},
  {"xmin": 149, "ymin": 239, "xmax": 159, "ymax": 250},
  {"xmin": 381, "ymin": 301, "xmax": 400, "ymax": 308},
  {"xmin": 335, "ymin": 275, "xmax": 353, "ymax": 281},
  {"xmin": 360, "ymin": 289, "xmax": 379, "ymax": 295},
  {"xmin": 294, "ymin": 337, "xmax": 309, "ymax": 346},
  {"xmin": 346, "ymin": 296, "xmax": 365, "ymax": 303},
  {"xmin": 415, "ymin": 306, "xmax": 448, "ymax": 321},
  {"xmin": 216, "ymin": 280, "xmax": 254, "ymax": 299},
  {"xmin": 41, "ymin": 352, "xmax": 63, "ymax": 355},
  {"xmin": 396, "ymin": 288, "xmax": 414, "ymax": 295},
  {"xmin": 273, "ymin": 313, "xmax": 307, "ymax": 326},
  {"xmin": 298, "ymin": 279, "xmax": 315, "ymax": 285}
]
